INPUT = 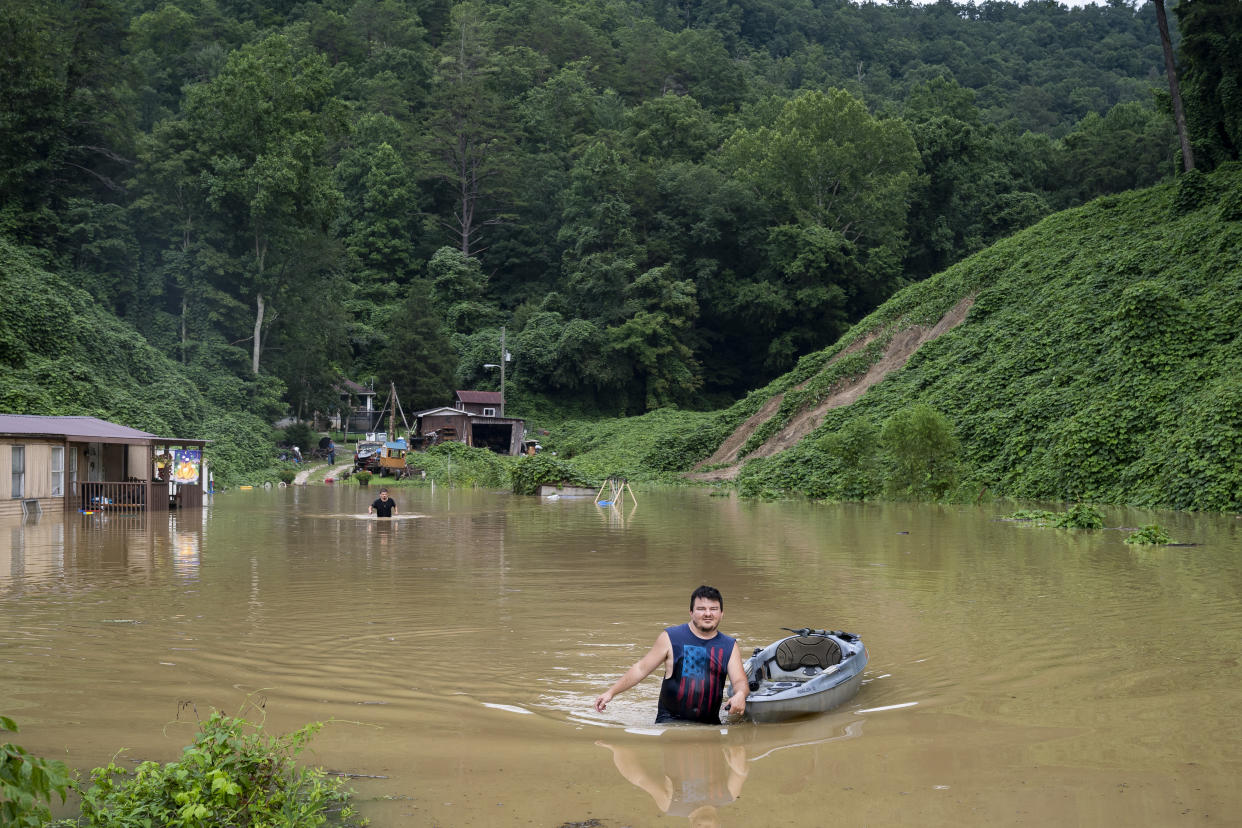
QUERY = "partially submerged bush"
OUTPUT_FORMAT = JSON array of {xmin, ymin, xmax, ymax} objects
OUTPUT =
[
  {"xmin": 1052, "ymin": 502, "xmax": 1105, "ymax": 529},
  {"xmin": 510, "ymin": 454, "xmax": 594, "ymax": 495},
  {"xmin": 881, "ymin": 403, "xmax": 960, "ymax": 500},
  {"xmin": 76, "ymin": 711, "xmax": 364, "ymax": 827},
  {"xmin": 1124, "ymin": 523, "xmax": 1173, "ymax": 545},
  {"xmin": 1004, "ymin": 509, "xmax": 1059, "ymax": 522}
]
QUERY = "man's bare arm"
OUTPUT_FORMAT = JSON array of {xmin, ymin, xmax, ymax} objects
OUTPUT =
[
  {"xmin": 723, "ymin": 642, "xmax": 748, "ymax": 716},
  {"xmin": 594, "ymin": 631, "xmax": 672, "ymax": 713}
]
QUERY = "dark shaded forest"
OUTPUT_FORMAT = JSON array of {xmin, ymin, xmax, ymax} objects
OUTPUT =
[{"xmin": 2, "ymin": 0, "xmax": 1237, "ymax": 427}]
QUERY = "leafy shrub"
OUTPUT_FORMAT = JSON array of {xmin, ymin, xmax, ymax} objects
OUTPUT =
[
  {"xmin": 1052, "ymin": 502, "xmax": 1105, "ymax": 529},
  {"xmin": 76, "ymin": 711, "xmax": 364, "ymax": 827},
  {"xmin": 1, "ymin": 716, "xmax": 71, "ymax": 828},
  {"xmin": 1124, "ymin": 523, "xmax": 1172, "ymax": 544},
  {"xmin": 815, "ymin": 418, "xmax": 884, "ymax": 500},
  {"xmin": 421, "ymin": 442, "xmax": 512, "ymax": 488},
  {"xmin": 278, "ymin": 469, "xmax": 297, "ymax": 485},
  {"xmin": 284, "ymin": 422, "xmax": 316, "ymax": 452},
  {"xmin": 881, "ymin": 404, "xmax": 960, "ymax": 499},
  {"xmin": 511, "ymin": 454, "xmax": 594, "ymax": 495},
  {"xmin": 354, "ymin": 470, "xmax": 372, "ymax": 485}
]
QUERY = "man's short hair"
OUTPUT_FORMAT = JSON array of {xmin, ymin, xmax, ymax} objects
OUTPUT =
[
  {"xmin": 379, "ymin": 487, "xmax": 389, "ymax": 493},
  {"xmin": 690, "ymin": 585, "xmax": 723, "ymax": 610}
]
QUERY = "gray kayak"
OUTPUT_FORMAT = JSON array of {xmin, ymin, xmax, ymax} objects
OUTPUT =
[{"xmin": 736, "ymin": 628, "xmax": 868, "ymax": 723}]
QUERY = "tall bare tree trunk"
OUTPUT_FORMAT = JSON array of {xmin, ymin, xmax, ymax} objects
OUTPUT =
[
  {"xmin": 180, "ymin": 295, "xmax": 188, "ymax": 364},
  {"xmin": 253, "ymin": 292, "xmax": 264, "ymax": 375},
  {"xmin": 1155, "ymin": 0, "xmax": 1196, "ymax": 171},
  {"xmin": 252, "ymin": 234, "xmax": 268, "ymax": 375}
]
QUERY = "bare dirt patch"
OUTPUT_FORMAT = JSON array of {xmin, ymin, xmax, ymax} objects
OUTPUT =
[{"xmin": 687, "ymin": 296, "xmax": 974, "ymax": 482}]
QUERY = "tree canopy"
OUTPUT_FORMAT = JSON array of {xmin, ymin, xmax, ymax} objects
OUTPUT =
[{"xmin": 3, "ymin": 0, "xmax": 1228, "ymax": 424}]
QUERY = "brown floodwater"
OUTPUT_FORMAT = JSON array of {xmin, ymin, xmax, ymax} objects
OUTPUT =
[{"xmin": 2, "ymin": 486, "xmax": 1241, "ymax": 826}]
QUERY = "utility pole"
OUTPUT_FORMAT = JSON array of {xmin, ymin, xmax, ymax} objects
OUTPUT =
[{"xmin": 499, "ymin": 326, "xmax": 506, "ymax": 416}]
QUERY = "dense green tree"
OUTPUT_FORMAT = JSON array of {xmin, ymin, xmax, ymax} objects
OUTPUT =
[
  {"xmin": 0, "ymin": 0, "xmax": 134, "ymax": 250},
  {"xmin": 174, "ymin": 34, "xmax": 346, "ymax": 375},
  {"xmin": 422, "ymin": 1, "xmax": 519, "ymax": 256},
  {"xmin": 1057, "ymin": 101, "xmax": 1177, "ymax": 205},
  {"xmin": 427, "ymin": 246, "xmax": 502, "ymax": 333},
  {"xmin": 1176, "ymin": 0, "xmax": 1242, "ymax": 169},
  {"xmin": 0, "ymin": 0, "xmax": 1201, "ymax": 422},
  {"xmin": 725, "ymin": 89, "xmax": 919, "ymax": 252},
  {"xmin": 346, "ymin": 142, "xmax": 423, "ymax": 295},
  {"xmin": 558, "ymin": 141, "xmax": 643, "ymax": 323},
  {"xmin": 721, "ymin": 89, "xmax": 919, "ymax": 369},
  {"xmin": 359, "ymin": 280, "xmax": 456, "ymax": 411},
  {"xmin": 604, "ymin": 263, "xmax": 702, "ymax": 410}
]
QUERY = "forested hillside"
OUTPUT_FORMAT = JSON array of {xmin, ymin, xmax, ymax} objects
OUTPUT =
[
  {"xmin": 551, "ymin": 163, "xmax": 1242, "ymax": 512},
  {"xmin": 2, "ymin": 0, "xmax": 1196, "ymax": 423},
  {"xmin": 0, "ymin": 238, "xmax": 284, "ymax": 483}
]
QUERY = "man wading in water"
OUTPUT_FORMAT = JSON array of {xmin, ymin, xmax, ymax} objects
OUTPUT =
[
  {"xmin": 594, "ymin": 585, "xmax": 748, "ymax": 723},
  {"xmin": 368, "ymin": 487, "xmax": 397, "ymax": 518}
]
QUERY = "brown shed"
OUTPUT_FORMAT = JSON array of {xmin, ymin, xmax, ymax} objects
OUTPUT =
[
  {"xmin": 454, "ymin": 390, "xmax": 505, "ymax": 417},
  {"xmin": 414, "ymin": 402, "xmax": 525, "ymax": 456}
]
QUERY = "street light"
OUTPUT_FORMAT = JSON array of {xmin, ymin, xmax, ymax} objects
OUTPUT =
[{"xmin": 482, "ymin": 326, "xmax": 508, "ymax": 415}]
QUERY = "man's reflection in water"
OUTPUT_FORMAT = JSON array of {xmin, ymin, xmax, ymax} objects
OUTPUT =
[
  {"xmin": 597, "ymin": 738, "xmax": 748, "ymax": 827},
  {"xmin": 368, "ymin": 518, "xmax": 396, "ymax": 548}
]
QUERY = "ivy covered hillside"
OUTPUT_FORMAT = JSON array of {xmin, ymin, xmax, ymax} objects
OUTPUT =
[
  {"xmin": 553, "ymin": 165, "xmax": 1242, "ymax": 513},
  {"xmin": 0, "ymin": 238, "xmax": 284, "ymax": 486}
]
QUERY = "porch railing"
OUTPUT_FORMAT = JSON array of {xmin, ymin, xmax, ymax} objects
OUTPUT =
[{"xmin": 71, "ymin": 481, "xmax": 169, "ymax": 513}]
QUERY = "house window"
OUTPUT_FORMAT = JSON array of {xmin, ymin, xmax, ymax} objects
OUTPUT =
[
  {"xmin": 483, "ymin": 407, "xmax": 496, "ymax": 417},
  {"xmin": 51, "ymin": 446, "xmax": 64, "ymax": 497},
  {"xmin": 11, "ymin": 446, "xmax": 24, "ymax": 498}
]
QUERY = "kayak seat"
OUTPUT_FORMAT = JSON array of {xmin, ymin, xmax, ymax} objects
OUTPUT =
[{"xmin": 775, "ymin": 636, "xmax": 842, "ymax": 672}]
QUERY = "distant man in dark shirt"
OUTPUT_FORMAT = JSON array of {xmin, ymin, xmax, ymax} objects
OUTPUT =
[
  {"xmin": 594, "ymin": 585, "xmax": 747, "ymax": 723},
  {"xmin": 368, "ymin": 487, "xmax": 397, "ymax": 517}
]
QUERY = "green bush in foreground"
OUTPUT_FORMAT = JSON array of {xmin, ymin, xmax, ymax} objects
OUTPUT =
[
  {"xmin": 73, "ymin": 712, "xmax": 365, "ymax": 827},
  {"xmin": 1, "ymin": 716, "xmax": 71, "ymax": 828}
]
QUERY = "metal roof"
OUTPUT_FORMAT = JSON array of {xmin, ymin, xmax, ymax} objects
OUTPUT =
[
  {"xmin": 455, "ymin": 390, "xmax": 504, "ymax": 404},
  {"xmin": 0, "ymin": 414, "xmax": 204, "ymax": 445},
  {"xmin": 414, "ymin": 406, "xmax": 472, "ymax": 418},
  {"xmin": 336, "ymin": 378, "xmax": 375, "ymax": 395}
]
